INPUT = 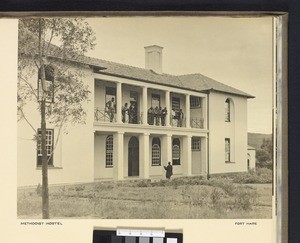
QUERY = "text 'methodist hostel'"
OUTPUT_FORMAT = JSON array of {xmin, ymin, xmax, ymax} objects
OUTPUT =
[{"xmin": 18, "ymin": 45, "xmax": 256, "ymax": 186}]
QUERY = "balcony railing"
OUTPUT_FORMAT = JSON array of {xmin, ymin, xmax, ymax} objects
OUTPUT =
[
  {"xmin": 95, "ymin": 107, "xmax": 204, "ymax": 129},
  {"xmin": 94, "ymin": 107, "xmax": 142, "ymax": 124},
  {"xmin": 190, "ymin": 117, "xmax": 204, "ymax": 129},
  {"xmin": 122, "ymin": 112, "xmax": 142, "ymax": 124},
  {"xmin": 94, "ymin": 107, "xmax": 116, "ymax": 122},
  {"xmin": 147, "ymin": 113, "xmax": 169, "ymax": 126},
  {"xmin": 170, "ymin": 115, "xmax": 186, "ymax": 127}
]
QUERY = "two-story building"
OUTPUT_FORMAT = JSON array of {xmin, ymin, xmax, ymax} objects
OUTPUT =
[{"xmin": 17, "ymin": 45, "xmax": 254, "ymax": 187}]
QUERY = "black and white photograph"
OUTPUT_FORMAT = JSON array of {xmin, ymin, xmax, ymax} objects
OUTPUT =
[{"xmin": 16, "ymin": 15, "xmax": 276, "ymax": 220}]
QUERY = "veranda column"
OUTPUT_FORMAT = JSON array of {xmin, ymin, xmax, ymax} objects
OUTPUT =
[
  {"xmin": 165, "ymin": 90, "xmax": 171, "ymax": 126},
  {"xmin": 116, "ymin": 82, "xmax": 122, "ymax": 123},
  {"xmin": 203, "ymin": 136, "xmax": 209, "ymax": 179},
  {"xmin": 113, "ymin": 132, "xmax": 124, "ymax": 180},
  {"xmin": 164, "ymin": 134, "xmax": 172, "ymax": 164},
  {"xmin": 203, "ymin": 96, "xmax": 207, "ymax": 129},
  {"xmin": 139, "ymin": 133, "xmax": 150, "ymax": 178},
  {"xmin": 183, "ymin": 135, "xmax": 192, "ymax": 176},
  {"xmin": 185, "ymin": 94, "xmax": 190, "ymax": 128},
  {"xmin": 142, "ymin": 86, "xmax": 148, "ymax": 125}
]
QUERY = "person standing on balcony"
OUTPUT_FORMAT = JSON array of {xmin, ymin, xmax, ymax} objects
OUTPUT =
[
  {"xmin": 148, "ymin": 106, "xmax": 154, "ymax": 125},
  {"xmin": 158, "ymin": 106, "xmax": 162, "ymax": 125},
  {"xmin": 106, "ymin": 97, "xmax": 116, "ymax": 122},
  {"xmin": 129, "ymin": 103, "xmax": 136, "ymax": 124},
  {"xmin": 164, "ymin": 162, "xmax": 173, "ymax": 179},
  {"xmin": 122, "ymin": 103, "xmax": 129, "ymax": 123},
  {"xmin": 154, "ymin": 106, "xmax": 160, "ymax": 126},
  {"xmin": 178, "ymin": 109, "xmax": 184, "ymax": 127},
  {"xmin": 161, "ymin": 107, "xmax": 167, "ymax": 126}
]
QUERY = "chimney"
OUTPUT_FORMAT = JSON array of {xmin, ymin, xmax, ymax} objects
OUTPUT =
[{"xmin": 144, "ymin": 45, "xmax": 163, "ymax": 74}]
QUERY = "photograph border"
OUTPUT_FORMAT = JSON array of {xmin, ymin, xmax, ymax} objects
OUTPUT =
[{"xmin": 0, "ymin": 10, "xmax": 289, "ymax": 243}]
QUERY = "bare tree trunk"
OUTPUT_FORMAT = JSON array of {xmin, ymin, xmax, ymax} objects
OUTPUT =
[{"xmin": 39, "ymin": 18, "xmax": 50, "ymax": 219}]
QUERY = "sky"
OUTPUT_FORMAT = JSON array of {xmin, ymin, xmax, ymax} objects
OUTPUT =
[{"xmin": 86, "ymin": 16, "xmax": 274, "ymax": 134}]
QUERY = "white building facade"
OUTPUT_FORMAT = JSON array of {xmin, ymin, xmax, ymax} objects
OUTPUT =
[{"xmin": 17, "ymin": 45, "xmax": 254, "ymax": 187}]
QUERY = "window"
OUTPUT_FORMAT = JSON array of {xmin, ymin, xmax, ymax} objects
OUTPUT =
[
  {"xmin": 151, "ymin": 94, "xmax": 160, "ymax": 108},
  {"xmin": 172, "ymin": 97, "xmax": 180, "ymax": 111},
  {"xmin": 172, "ymin": 138, "xmax": 181, "ymax": 165},
  {"xmin": 38, "ymin": 65, "xmax": 54, "ymax": 103},
  {"xmin": 105, "ymin": 87, "xmax": 116, "ymax": 105},
  {"xmin": 190, "ymin": 96, "xmax": 201, "ymax": 108},
  {"xmin": 37, "ymin": 129, "xmax": 53, "ymax": 166},
  {"xmin": 105, "ymin": 135, "xmax": 113, "ymax": 167},
  {"xmin": 192, "ymin": 137, "xmax": 201, "ymax": 151},
  {"xmin": 225, "ymin": 138, "xmax": 230, "ymax": 162},
  {"xmin": 225, "ymin": 99, "xmax": 230, "ymax": 122},
  {"xmin": 152, "ymin": 137, "xmax": 161, "ymax": 166}
]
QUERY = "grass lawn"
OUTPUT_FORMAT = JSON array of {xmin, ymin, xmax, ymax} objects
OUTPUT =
[{"xmin": 17, "ymin": 176, "xmax": 272, "ymax": 219}]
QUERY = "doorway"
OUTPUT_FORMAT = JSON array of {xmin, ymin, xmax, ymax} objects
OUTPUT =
[{"xmin": 128, "ymin": 136, "xmax": 139, "ymax": 176}]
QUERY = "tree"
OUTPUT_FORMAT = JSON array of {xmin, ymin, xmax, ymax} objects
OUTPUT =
[
  {"xmin": 256, "ymin": 138, "xmax": 273, "ymax": 169},
  {"xmin": 18, "ymin": 18, "xmax": 96, "ymax": 218}
]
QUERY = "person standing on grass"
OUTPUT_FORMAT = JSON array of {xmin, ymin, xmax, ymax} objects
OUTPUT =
[{"xmin": 164, "ymin": 162, "xmax": 173, "ymax": 179}]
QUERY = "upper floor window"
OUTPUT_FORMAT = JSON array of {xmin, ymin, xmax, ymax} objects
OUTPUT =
[
  {"xmin": 225, "ymin": 98, "xmax": 230, "ymax": 122},
  {"xmin": 105, "ymin": 135, "xmax": 113, "ymax": 167},
  {"xmin": 172, "ymin": 138, "xmax": 181, "ymax": 165},
  {"xmin": 151, "ymin": 94, "xmax": 160, "ymax": 108},
  {"xmin": 38, "ymin": 65, "xmax": 55, "ymax": 103},
  {"xmin": 192, "ymin": 137, "xmax": 201, "ymax": 151},
  {"xmin": 190, "ymin": 96, "xmax": 201, "ymax": 108},
  {"xmin": 37, "ymin": 129, "xmax": 54, "ymax": 166},
  {"xmin": 152, "ymin": 137, "xmax": 161, "ymax": 166},
  {"xmin": 225, "ymin": 138, "xmax": 230, "ymax": 162},
  {"xmin": 172, "ymin": 97, "xmax": 180, "ymax": 112},
  {"xmin": 105, "ymin": 87, "xmax": 116, "ymax": 105}
]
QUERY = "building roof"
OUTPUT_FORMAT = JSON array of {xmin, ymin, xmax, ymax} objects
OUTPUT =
[
  {"xmin": 247, "ymin": 145, "xmax": 256, "ymax": 150},
  {"xmin": 20, "ymin": 31, "xmax": 254, "ymax": 98},
  {"xmin": 78, "ymin": 55, "xmax": 255, "ymax": 98}
]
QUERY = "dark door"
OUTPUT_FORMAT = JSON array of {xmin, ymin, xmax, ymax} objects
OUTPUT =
[{"xmin": 128, "ymin": 136, "xmax": 139, "ymax": 176}]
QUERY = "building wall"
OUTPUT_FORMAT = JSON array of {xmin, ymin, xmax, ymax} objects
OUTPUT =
[
  {"xmin": 208, "ymin": 92, "xmax": 248, "ymax": 174},
  {"xmin": 17, "ymin": 66, "xmax": 95, "ymax": 187},
  {"xmin": 247, "ymin": 149, "xmax": 256, "ymax": 170},
  {"xmin": 18, "ymin": 63, "xmax": 248, "ymax": 186}
]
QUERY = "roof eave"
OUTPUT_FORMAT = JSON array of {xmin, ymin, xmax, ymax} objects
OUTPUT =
[
  {"xmin": 96, "ymin": 71, "xmax": 208, "ymax": 95},
  {"xmin": 207, "ymin": 88, "xmax": 255, "ymax": 99}
]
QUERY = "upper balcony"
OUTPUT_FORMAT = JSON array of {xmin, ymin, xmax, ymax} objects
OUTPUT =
[{"xmin": 94, "ymin": 79, "xmax": 206, "ymax": 130}]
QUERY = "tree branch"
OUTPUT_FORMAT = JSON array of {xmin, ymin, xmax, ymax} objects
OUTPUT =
[
  {"xmin": 19, "ymin": 76, "xmax": 38, "ymax": 100},
  {"xmin": 18, "ymin": 107, "xmax": 37, "ymax": 133},
  {"xmin": 46, "ymin": 20, "xmax": 55, "ymax": 54}
]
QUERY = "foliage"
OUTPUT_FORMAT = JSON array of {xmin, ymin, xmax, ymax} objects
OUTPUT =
[
  {"xmin": 18, "ymin": 18, "xmax": 96, "ymax": 133},
  {"xmin": 256, "ymin": 138, "xmax": 273, "ymax": 169},
  {"xmin": 228, "ymin": 168, "xmax": 272, "ymax": 184},
  {"xmin": 18, "ymin": 18, "xmax": 96, "ymax": 219},
  {"xmin": 36, "ymin": 183, "xmax": 42, "ymax": 196},
  {"xmin": 233, "ymin": 187, "xmax": 259, "ymax": 211},
  {"xmin": 17, "ymin": 178, "xmax": 272, "ymax": 219}
]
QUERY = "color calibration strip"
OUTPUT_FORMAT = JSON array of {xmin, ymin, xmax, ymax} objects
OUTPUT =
[
  {"xmin": 93, "ymin": 230, "xmax": 182, "ymax": 243},
  {"xmin": 117, "ymin": 229, "xmax": 165, "ymax": 237}
]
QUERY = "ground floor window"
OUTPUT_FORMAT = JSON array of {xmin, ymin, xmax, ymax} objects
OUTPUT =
[
  {"xmin": 106, "ymin": 135, "xmax": 113, "ymax": 167},
  {"xmin": 225, "ymin": 138, "xmax": 230, "ymax": 162},
  {"xmin": 192, "ymin": 137, "xmax": 201, "ymax": 151},
  {"xmin": 37, "ymin": 129, "xmax": 53, "ymax": 166},
  {"xmin": 172, "ymin": 138, "xmax": 181, "ymax": 165},
  {"xmin": 152, "ymin": 137, "xmax": 161, "ymax": 166}
]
